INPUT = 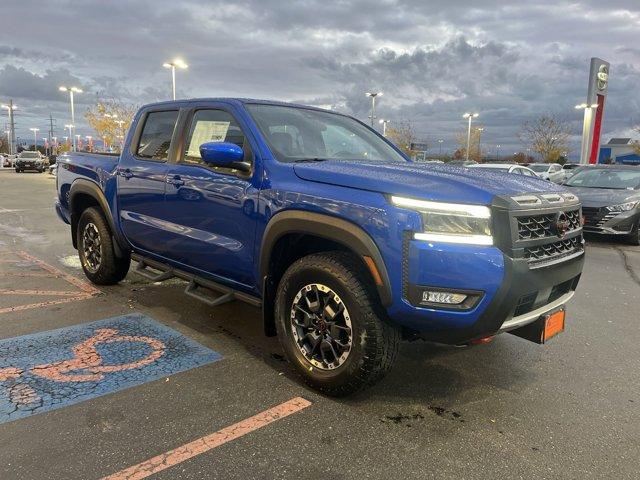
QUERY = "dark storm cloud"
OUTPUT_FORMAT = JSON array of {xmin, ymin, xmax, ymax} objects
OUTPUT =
[{"xmin": 0, "ymin": 0, "xmax": 639, "ymax": 154}]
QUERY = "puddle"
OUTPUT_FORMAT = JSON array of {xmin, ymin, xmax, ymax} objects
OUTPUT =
[{"xmin": 59, "ymin": 255, "xmax": 82, "ymax": 269}]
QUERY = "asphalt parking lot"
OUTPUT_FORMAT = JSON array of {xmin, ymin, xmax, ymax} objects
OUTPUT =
[{"xmin": 0, "ymin": 169, "xmax": 638, "ymax": 480}]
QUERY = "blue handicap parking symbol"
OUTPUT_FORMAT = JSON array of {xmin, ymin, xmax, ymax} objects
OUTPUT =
[{"xmin": 0, "ymin": 313, "xmax": 221, "ymax": 424}]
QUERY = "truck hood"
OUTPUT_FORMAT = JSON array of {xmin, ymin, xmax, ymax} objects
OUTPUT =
[
  {"xmin": 293, "ymin": 161, "xmax": 564, "ymax": 205},
  {"xmin": 565, "ymin": 186, "xmax": 640, "ymax": 208}
]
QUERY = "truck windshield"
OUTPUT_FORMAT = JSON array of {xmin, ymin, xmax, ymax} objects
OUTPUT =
[
  {"xmin": 19, "ymin": 152, "xmax": 40, "ymax": 159},
  {"xmin": 246, "ymin": 104, "xmax": 407, "ymax": 163}
]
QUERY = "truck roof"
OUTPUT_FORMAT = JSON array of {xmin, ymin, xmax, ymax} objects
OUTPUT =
[{"xmin": 139, "ymin": 98, "xmax": 332, "ymax": 113}]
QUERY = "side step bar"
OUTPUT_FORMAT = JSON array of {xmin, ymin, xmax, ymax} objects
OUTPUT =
[{"xmin": 131, "ymin": 253, "xmax": 261, "ymax": 308}]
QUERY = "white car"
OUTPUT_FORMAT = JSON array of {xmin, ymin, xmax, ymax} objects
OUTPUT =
[
  {"xmin": 527, "ymin": 163, "xmax": 566, "ymax": 183},
  {"xmin": 467, "ymin": 163, "xmax": 540, "ymax": 177}
]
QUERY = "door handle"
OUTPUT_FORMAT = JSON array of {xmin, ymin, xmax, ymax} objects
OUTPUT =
[
  {"xmin": 166, "ymin": 175, "xmax": 185, "ymax": 186},
  {"xmin": 118, "ymin": 169, "xmax": 133, "ymax": 179}
]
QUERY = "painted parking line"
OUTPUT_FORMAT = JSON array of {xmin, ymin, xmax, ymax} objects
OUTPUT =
[
  {"xmin": 0, "ymin": 251, "xmax": 99, "ymax": 314},
  {"xmin": 0, "ymin": 313, "xmax": 221, "ymax": 424},
  {"xmin": 102, "ymin": 397, "xmax": 312, "ymax": 480}
]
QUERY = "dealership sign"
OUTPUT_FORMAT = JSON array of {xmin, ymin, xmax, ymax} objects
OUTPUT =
[{"xmin": 579, "ymin": 58, "xmax": 610, "ymax": 165}]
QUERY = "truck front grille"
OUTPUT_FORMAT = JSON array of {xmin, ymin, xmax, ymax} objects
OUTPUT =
[
  {"xmin": 517, "ymin": 209, "xmax": 581, "ymax": 240},
  {"xmin": 524, "ymin": 236, "xmax": 583, "ymax": 267}
]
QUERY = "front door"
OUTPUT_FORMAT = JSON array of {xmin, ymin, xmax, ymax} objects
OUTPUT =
[
  {"xmin": 117, "ymin": 109, "xmax": 179, "ymax": 256},
  {"xmin": 162, "ymin": 107, "xmax": 261, "ymax": 289}
]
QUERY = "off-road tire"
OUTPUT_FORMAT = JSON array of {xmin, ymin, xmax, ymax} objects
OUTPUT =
[
  {"xmin": 275, "ymin": 251, "xmax": 400, "ymax": 396},
  {"xmin": 77, "ymin": 207, "xmax": 130, "ymax": 285}
]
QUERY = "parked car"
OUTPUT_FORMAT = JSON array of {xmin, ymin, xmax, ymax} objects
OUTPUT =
[
  {"xmin": 0, "ymin": 154, "xmax": 5, "ymax": 167},
  {"xmin": 14, "ymin": 151, "xmax": 49, "ymax": 173},
  {"xmin": 5, "ymin": 154, "xmax": 16, "ymax": 167},
  {"xmin": 48, "ymin": 163, "xmax": 58, "ymax": 175},
  {"xmin": 562, "ymin": 163, "xmax": 582, "ymax": 179},
  {"xmin": 448, "ymin": 159, "xmax": 478, "ymax": 166},
  {"xmin": 467, "ymin": 163, "xmax": 539, "ymax": 177},
  {"xmin": 564, "ymin": 165, "xmax": 640, "ymax": 245},
  {"xmin": 55, "ymin": 98, "xmax": 585, "ymax": 395},
  {"xmin": 528, "ymin": 163, "xmax": 566, "ymax": 183}
]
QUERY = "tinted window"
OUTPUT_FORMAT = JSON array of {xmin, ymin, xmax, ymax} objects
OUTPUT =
[
  {"xmin": 20, "ymin": 152, "xmax": 40, "ymax": 159},
  {"xmin": 529, "ymin": 164, "xmax": 550, "ymax": 172},
  {"xmin": 136, "ymin": 110, "xmax": 179, "ymax": 160},
  {"xmin": 183, "ymin": 110, "xmax": 249, "ymax": 166}
]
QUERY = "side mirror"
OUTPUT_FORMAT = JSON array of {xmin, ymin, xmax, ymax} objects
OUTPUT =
[{"xmin": 199, "ymin": 142, "xmax": 250, "ymax": 172}]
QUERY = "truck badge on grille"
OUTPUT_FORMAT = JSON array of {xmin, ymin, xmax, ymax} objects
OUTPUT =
[{"xmin": 552, "ymin": 212, "xmax": 570, "ymax": 238}]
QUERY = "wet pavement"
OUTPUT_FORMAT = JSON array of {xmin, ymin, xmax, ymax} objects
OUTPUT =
[{"xmin": 0, "ymin": 169, "xmax": 638, "ymax": 479}]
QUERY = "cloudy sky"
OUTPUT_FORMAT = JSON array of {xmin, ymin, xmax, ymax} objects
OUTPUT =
[{"xmin": 1, "ymin": 0, "xmax": 639, "ymax": 156}]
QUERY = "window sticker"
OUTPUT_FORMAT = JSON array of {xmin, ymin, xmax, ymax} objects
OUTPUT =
[{"xmin": 187, "ymin": 121, "xmax": 231, "ymax": 158}]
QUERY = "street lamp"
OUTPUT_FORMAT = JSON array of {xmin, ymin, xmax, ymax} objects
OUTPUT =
[
  {"xmin": 163, "ymin": 59, "xmax": 188, "ymax": 100},
  {"xmin": 59, "ymin": 86, "xmax": 82, "ymax": 151},
  {"xmin": 437, "ymin": 138, "xmax": 444, "ymax": 157},
  {"xmin": 496, "ymin": 144, "xmax": 501, "ymax": 160},
  {"xmin": 463, "ymin": 112, "xmax": 479, "ymax": 161},
  {"xmin": 378, "ymin": 118, "xmax": 390, "ymax": 136},
  {"xmin": 29, "ymin": 128, "xmax": 39, "ymax": 151},
  {"xmin": 65, "ymin": 124, "xmax": 74, "ymax": 148},
  {"xmin": 365, "ymin": 92, "xmax": 382, "ymax": 127},
  {"xmin": 1, "ymin": 103, "xmax": 17, "ymax": 155}
]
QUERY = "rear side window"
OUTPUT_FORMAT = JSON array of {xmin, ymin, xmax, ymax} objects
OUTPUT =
[
  {"xmin": 136, "ymin": 110, "xmax": 179, "ymax": 161},
  {"xmin": 182, "ymin": 109, "xmax": 250, "ymax": 166}
]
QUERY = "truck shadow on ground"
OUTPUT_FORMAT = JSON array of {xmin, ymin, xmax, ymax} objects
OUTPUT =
[{"xmin": 127, "ymin": 280, "xmax": 538, "ymax": 410}]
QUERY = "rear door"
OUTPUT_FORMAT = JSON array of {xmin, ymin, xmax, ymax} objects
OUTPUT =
[
  {"xmin": 162, "ymin": 104, "xmax": 262, "ymax": 289},
  {"xmin": 117, "ymin": 109, "xmax": 179, "ymax": 255}
]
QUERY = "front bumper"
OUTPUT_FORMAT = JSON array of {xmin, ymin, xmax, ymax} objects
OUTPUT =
[
  {"xmin": 385, "ymin": 194, "xmax": 584, "ymax": 344},
  {"xmin": 583, "ymin": 207, "xmax": 639, "ymax": 235}
]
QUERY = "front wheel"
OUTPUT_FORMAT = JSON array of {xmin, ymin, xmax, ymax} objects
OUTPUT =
[
  {"xmin": 275, "ymin": 251, "xmax": 400, "ymax": 396},
  {"xmin": 77, "ymin": 207, "xmax": 131, "ymax": 285},
  {"xmin": 624, "ymin": 220, "xmax": 640, "ymax": 246}
]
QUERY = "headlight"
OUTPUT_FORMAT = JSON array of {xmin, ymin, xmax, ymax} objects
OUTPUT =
[
  {"xmin": 606, "ymin": 201, "xmax": 638, "ymax": 213},
  {"xmin": 391, "ymin": 196, "xmax": 493, "ymax": 245}
]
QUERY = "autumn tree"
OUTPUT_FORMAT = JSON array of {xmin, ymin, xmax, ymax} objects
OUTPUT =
[
  {"xmin": 454, "ymin": 125, "xmax": 484, "ymax": 162},
  {"xmin": 385, "ymin": 120, "xmax": 419, "ymax": 157},
  {"xmin": 85, "ymin": 98, "xmax": 137, "ymax": 150},
  {"xmin": 519, "ymin": 114, "xmax": 571, "ymax": 163}
]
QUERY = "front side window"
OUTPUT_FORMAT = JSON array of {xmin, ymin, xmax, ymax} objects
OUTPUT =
[
  {"xmin": 136, "ymin": 110, "xmax": 179, "ymax": 161},
  {"xmin": 182, "ymin": 110, "xmax": 249, "ymax": 166},
  {"xmin": 529, "ymin": 164, "xmax": 550, "ymax": 173},
  {"xmin": 246, "ymin": 104, "xmax": 407, "ymax": 163}
]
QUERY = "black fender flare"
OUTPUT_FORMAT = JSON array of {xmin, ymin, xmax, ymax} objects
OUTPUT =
[
  {"xmin": 68, "ymin": 179, "xmax": 126, "ymax": 253},
  {"xmin": 260, "ymin": 210, "xmax": 392, "ymax": 306}
]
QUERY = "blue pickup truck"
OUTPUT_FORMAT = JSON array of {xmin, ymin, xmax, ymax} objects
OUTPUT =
[{"xmin": 55, "ymin": 99, "xmax": 585, "ymax": 395}]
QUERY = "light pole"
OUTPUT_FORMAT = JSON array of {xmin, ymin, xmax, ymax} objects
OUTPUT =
[
  {"xmin": 438, "ymin": 139, "xmax": 444, "ymax": 157},
  {"xmin": 163, "ymin": 59, "xmax": 188, "ymax": 100},
  {"xmin": 59, "ymin": 86, "xmax": 82, "ymax": 151},
  {"xmin": 365, "ymin": 92, "xmax": 382, "ymax": 127},
  {"xmin": 1, "ymin": 102, "xmax": 17, "ymax": 155},
  {"xmin": 42, "ymin": 137, "xmax": 48, "ymax": 156},
  {"xmin": 65, "ymin": 124, "xmax": 74, "ymax": 149},
  {"xmin": 86, "ymin": 136, "xmax": 93, "ymax": 152},
  {"xmin": 378, "ymin": 118, "xmax": 390, "ymax": 136},
  {"xmin": 476, "ymin": 127, "xmax": 484, "ymax": 158},
  {"xmin": 29, "ymin": 128, "xmax": 39, "ymax": 151},
  {"xmin": 496, "ymin": 144, "xmax": 501, "ymax": 160},
  {"xmin": 463, "ymin": 112, "xmax": 479, "ymax": 161}
]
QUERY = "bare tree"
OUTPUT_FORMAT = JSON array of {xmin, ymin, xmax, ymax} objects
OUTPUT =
[
  {"xmin": 0, "ymin": 132, "xmax": 8, "ymax": 154},
  {"xmin": 386, "ymin": 120, "xmax": 419, "ymax": 157},
  {"xmin": 85, "ymin": 98, "xmax": 137, "ymax": 150},
  {"xmin": 518, "ymin": 114, "xmax": 571, "ymax": 162},
  {"xmin": 454, "ymin": 125, "xmax": 484, "ymax": 162}
]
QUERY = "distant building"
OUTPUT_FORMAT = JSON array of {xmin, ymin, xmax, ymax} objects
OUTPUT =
[{"xmin": 598, "ymin": 138, "xmax": 640, "ymax": 164}]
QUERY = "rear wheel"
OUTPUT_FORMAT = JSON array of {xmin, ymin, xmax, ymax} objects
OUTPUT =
[
  {"xmin": 275, "ymin": 251, "xmax": 400, "ymax": 396},
  {"xmin": 77, "ymin": 207, "xmax": 130, "ymax": 285}
]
